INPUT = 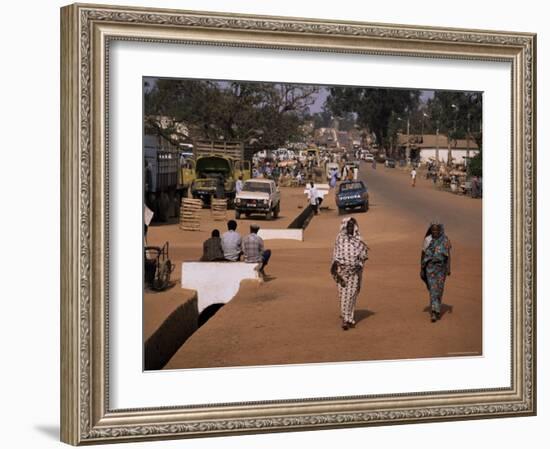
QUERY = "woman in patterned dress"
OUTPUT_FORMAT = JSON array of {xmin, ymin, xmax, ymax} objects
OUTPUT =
[
  {"xmin": 331, "ymin": 217, "xmax": 369, "ymax": 330},
  {"xmin": 420, "ymin": 223, "xmax": 452, "ymax": 322}
]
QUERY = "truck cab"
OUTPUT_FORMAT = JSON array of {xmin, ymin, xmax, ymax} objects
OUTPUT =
[
  {"xmin": 336, "ymin": 180, "xmax": 369, "ymax": 214},
  {"xmin": 234, "ymin": 178, "xmax": 281, "ymax": 220},
  {"xmin": 191, "ymin": 155, "xmax": 236, "ymax": 206}
]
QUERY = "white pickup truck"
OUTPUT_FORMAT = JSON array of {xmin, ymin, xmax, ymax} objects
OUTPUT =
[{"xmin": 235, "ymin": 178, "xmax": 281, "ymax": 220}]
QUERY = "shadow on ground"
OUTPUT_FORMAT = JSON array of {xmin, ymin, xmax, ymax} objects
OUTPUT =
[{"xmin": 355, "ymin": 309, "xmax": 375, "ymax": 324}]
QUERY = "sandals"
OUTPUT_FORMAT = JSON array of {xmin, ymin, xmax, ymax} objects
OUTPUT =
[{"xmin": 342, "ymin": 320, "xmax": 355, "ymax": 330}]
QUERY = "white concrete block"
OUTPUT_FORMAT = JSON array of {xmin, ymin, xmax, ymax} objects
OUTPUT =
[
  {"xmin": 258, "ymin": 229, "xmax": 303, "ymax": 241},
  {"xmin": 181, "ymin": 262, "xmax": 260, "ymax": 313}
]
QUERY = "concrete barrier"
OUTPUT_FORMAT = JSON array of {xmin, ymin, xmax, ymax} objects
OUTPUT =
[
  {"xmin": 258, "ymin": 228, "xmax": 303, "ymax": 241},
  {"xmin": 181, "ymin": 262, "xmax": 261, "ymax": 313},
  {"xmin": 144, "ymin": 290, "xmax": 198, "ymax": 371}
]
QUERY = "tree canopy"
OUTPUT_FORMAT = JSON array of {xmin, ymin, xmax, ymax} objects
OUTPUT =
[
  {"xmin": 144, "ymin": 79, "xmax": 319, "ymax": 149},
  {"xmin": 426, "ymin": 91, "xmax": 482, "ymax": 150},
  {"xmin": 326, "ymin": 87, "xmax": 419, "ymax": 149}
]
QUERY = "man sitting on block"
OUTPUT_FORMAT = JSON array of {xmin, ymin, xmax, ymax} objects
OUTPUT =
[{"xmin": 242, "ymin": 224, "xmax": 272, "ymax": 276}]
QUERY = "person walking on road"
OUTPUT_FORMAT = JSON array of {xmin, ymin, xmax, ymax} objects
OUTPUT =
[
  {"xmin": 411, "ymin": 167, "xmax": 417, "ymax": 187},
  {"xmin": 308, "ymin": 182, "xmax": 321, "ymax": 215},
  {"xmin": 330, "ymin": 217, "xmax": 369, "ymax": 330},
  {"xmin": 242, "ymin": 224, "xmax": 272, "ymax": 276},
  {"xmin": 236, "ymin": 175, "xmax": 244, "ymax": 194},
  {"xmin": 329, "ymin": 168, "xmax": 338, "ymax": 189},
  {"xmin": 420, "ymin": 223, "xmax": 452, "ymax": 322}
]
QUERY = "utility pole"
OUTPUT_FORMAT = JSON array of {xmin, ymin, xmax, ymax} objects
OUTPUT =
[
  {"xmin": 450, "ymin": 104, "xmax": 459, "ymax": 166},
  {"xmin": 406, "ymin": 116, "xmax": 410, "ymax": 164},
  {"xmin": 397, "ymin": 115, "xmax": 411, "ymax": 163},
  {"xmin": 466, "ymin": 112, "xmax": 471, "ymax": 162},
  {"xmin": 436, "ymin": 123, "xmax": 440, "ymax": 164}
]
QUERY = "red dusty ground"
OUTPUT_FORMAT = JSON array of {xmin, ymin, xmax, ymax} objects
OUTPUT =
[{"xmin": 150, "ymin": 164, "xmax": 482, "ymax": 370}]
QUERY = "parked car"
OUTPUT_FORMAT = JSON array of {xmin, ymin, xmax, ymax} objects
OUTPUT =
[
  {"xmin": 336, "ymin": 180, "xmax": 369, "ymax": 214},
  {"xmin": 235, "ymin": 178, "xmax": 281, "ymax": 219},
  {"xmin": 363, "ymin": 153, "xmax": 374, "ymax": 162},
  {"xmin": 385, "ymin": 158, "xmax": 396, "ymax": 168}
]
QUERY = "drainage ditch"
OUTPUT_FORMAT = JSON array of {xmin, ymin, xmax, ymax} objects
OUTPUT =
[{"xmin": 287, "ymin": 204, "xmax": 315, "ymax": 230}]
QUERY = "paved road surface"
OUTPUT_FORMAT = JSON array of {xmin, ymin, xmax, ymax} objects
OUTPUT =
[{"xmin": 165, "ymin": 164, "xmax": 483, "ymax": 370}]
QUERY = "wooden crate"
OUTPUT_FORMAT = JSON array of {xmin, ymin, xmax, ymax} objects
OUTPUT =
[
  {"xmin": 211, "ymin": 199, "xmax": 228, "ymax": 221},
  {"xmin": 180, "ymin": 198, "xmax": 203, "ymax": 231}
]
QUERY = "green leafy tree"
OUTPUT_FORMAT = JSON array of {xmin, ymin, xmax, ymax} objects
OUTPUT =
[
  {"xmin": 144, "ymin": 79, "xmax": 319, "ymax": 150},
  {"xmin": 426, "ymin": 91, "xmax": 482, "ymax": 149},
  {"xmin": 426, "ymin": 91, "xmax": 482, "ymax": 170},
  {"xmin": 467, "ymin": 151, "xmax": 483, "ymax": 177},
  {"xmin": 325, "ymin": 87, "xmax": 419, "ymax": 151}
]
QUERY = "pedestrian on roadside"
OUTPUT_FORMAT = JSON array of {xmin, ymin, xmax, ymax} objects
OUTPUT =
[
  {"xmin": 341, "ymin": 164, "xmax": 348, "ymax": 180},
  {"xmin": 221, "ymin": 219, "xmax": 242, "ymax": 261},
  {"xmin": 330, "ymin": 217, "xmax": 369, "ymax": 331},
  {"xmin": 411, "ymin": 168, "xmax": 417, "ymax": 187},
  {"xmin": 372, "ymin": 159, "xmax": 376, "ymax": 170},
  {"xmin": 200, "ymin": 229, "xmax": 225, "ymax": 261},
  {"xmin": 307, "ymin": 181, "xmax": 320, "ymax": 214},
  {"xmin": 420, "ymin": 223, "xmax": 452, "ymax": 322},
  {"xmin": 329, "ymin": 168, "xmax": 338, "ymax": 189},
  {"xmin": 242, "ymin": 224, "xmax": 272, "ymax": 276},
  {"xmin": 236, "ymin": 175, "xmax": 244, "ymax": 194},
  {"xmin": 144, "ymin": 204, "xmax": 154, "ymax": 241}
]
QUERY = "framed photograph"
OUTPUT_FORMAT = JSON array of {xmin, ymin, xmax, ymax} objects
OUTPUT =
[{"xmin": 61, "ymin": 3, "xmax": 536, "ymax": 445}]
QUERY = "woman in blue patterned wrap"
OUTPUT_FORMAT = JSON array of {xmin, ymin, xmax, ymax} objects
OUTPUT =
[{"xmin": 420, "ymin": 223, "xmax": 452, "ymax": 322}]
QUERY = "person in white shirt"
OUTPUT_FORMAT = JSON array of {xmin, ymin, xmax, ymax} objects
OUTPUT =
[
  {"xmin": 221, "ymin": 220, "xmax": 242, "ymax": 261},
  {"xmin": 411, "ymin": 168, "xmax": 417, "ymax": 187},
  {"xmin": 236, "ymin": 175, "xmax": 243, "ymax": 194},
  {"xmin": 308, "ymin": 182, "xmax": 320, "ymax": 215}
]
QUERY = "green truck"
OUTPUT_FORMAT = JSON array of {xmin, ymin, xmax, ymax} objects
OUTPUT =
[{"xmin": 190, "ymin": 141, "xmax": 251, "ymax": 207}]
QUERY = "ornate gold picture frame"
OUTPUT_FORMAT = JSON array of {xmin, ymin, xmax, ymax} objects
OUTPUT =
[{"xmin": 60, "ymin": 3, "xmax": 536, "ymax": 445}]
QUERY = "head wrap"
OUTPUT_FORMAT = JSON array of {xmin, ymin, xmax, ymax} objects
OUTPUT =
[{"xmin": 333, "ymin": 217, "xmax": 368, "ymax": 265}]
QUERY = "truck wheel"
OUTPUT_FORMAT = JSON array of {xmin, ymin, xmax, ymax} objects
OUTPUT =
[
  {"xmin": 174, "ymin": 192, "xmax": 182, "ymax": 219},
  {"xmin": 235, "ymin": 210, "xmax": 241, "ymax": 219}
]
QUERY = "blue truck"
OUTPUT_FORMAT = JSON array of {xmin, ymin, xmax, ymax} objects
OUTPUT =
[
  {"xmin": 144, "ymin": 134, "xmax": 188, "ymax": 222},
  {"xmin": 335, "ymin": 180, "xmax": 369, "ymax": 214}
]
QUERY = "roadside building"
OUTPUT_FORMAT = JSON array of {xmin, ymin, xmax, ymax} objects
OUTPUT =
[{"xmin": 396, "ymin": 133, "xmax": 479, "ymax": 165}]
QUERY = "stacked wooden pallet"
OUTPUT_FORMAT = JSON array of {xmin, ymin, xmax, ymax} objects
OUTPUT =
[
  {"xmin": 179, "ymin": 198, "xmax": 202, "ymax": 231},
  {"xmin": 211, "ymin": 199, "xmax": 228, "ymax": 221}
]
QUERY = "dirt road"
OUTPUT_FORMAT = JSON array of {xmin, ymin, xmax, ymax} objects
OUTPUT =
[{"xmin": 162, "ymin": 164, "xmax": 482, "ymax": 370}]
